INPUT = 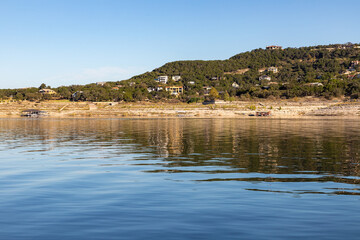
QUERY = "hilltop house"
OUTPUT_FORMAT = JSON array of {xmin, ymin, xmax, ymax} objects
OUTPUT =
[
  {"xmin": 39, "ymin": 89, "xmax": 56, "ymax": 95},
  {"xmin": 155, "ymin": 76, "xmax": 168, "ymax": 84},
  {"xmin": 172, "ymin": 75, "xmax": 181, "ymax": 82},
  {"xmin": 96, "ymin": 82, "xmax": 106, "ymax": 86},
  {"xmin": 165, "ymin": 86, "xmax": 183, "ymax": 95},
  {"xmin": 266, "ymin": 45, "xmax": 282, "ymax": 50},
  {"xmin": 188, "ymin": 81, "xmax": 195, "ymax": 85}
]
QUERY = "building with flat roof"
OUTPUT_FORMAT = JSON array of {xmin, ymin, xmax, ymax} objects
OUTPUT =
[
  {"xmin": 156, "ymin": 76, "xmax": 168, "ymax": 84},
  {"xmin": 266, "ymin": 45, "xmax": 282, "ymax": 50},
  {"xmin": 165, "ymin": 86, "xmax": 183, "ymax": 95},
  {"xmin": 268, "ymin": 67, "xmax": 278, "ymax": 73}
]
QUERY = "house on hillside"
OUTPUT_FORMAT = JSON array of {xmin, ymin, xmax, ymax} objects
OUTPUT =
[
  {"xmin": 351, "ymin": 60, "xmax": 360, "ymax": 66},
  {"xmin": 232, "ymin": 82, "xmax": 240, "ymax": 88},
  {"xmin": 305, "ymin": 82, "xmax": 323, "ymax": 87},
  {"xmin": 96, "ymin": 82, "xmax": 106, "ymax": 86},
  {"xmin": 259, "ymin": 75, "xmax": 271, "ymax": 81},
  {"xmin": 172, "ymin": 75, "xmax": 181, "ymax": 82},
  {"xmin": 165, "ymin": 86, "xmax": 183, "ymax": 95},
  {"xmin": 147, "ymin": 86, "xmax": 164, "ymax": 92},
  {"xmin": 155, "ymin": 76, "xmax": 168, "ymax": 84},
  {"xmin": 39, "ymin": 89, "xmax": 56, "ymax": 95},
  {"xmin": 268, "ymin": 67, "xmax": 278, "ymax": 73},
  {"xmin": 188, "ymin": 81, "xmax": 195, "ymax": 85},
  {"xmin": 266, "ymin": 45, "xmax": 282, "ymax": 50}
]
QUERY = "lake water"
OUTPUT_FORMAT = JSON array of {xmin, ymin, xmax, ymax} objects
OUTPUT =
[{"xmin": 0, "ymin": 118, "xmax": 360, "ymax": 239}]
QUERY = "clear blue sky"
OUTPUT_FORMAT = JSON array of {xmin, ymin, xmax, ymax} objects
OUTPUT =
[{"xmin": 1, "ymin": 0, "xmax": 359, "ymax": 89}]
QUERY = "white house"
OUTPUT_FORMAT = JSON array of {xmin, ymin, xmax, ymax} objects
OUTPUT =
[
  {"xmin": 259, "ymin": 75, "xmax": 271, "ymax": 81},
  {"xmin": 172, "ymin": 75, "xmax": 181, "ymax": 82},
  {"xmin": 232, "ymin": 82, "xmax": 240, "ymax": 88},
  {"xmin": 268, "ymin": 67, "xmax": 278, "ymax": 73},
  {"xmin": 155, "ymin": 76, "xmax": 168, "ymax": 84},
  {"xmin": 306, "ymin": 82, "xmax": 324, "ymax": 87}
]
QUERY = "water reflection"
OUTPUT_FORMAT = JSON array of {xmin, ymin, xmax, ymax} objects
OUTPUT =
[{"xmin": 0, "ymin": 118, "xmax": 360, "ymax": 195}]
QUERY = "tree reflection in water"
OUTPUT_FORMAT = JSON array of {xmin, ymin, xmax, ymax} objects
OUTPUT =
[{"xmin": 0, "ymin": 118, "xmax": 359, "ymax": 195}]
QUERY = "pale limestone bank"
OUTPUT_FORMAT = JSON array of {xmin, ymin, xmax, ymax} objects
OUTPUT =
[{"xmin": 0, "ymin": 99, "xmax": 359, "ymax": 119}]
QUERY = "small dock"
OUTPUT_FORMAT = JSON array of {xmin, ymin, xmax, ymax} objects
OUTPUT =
[{"xmin": 21, "ymin": 109, "xmax": 48, "ymax": 117}]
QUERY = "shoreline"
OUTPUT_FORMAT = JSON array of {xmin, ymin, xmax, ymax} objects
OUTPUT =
[{"xmin": 0, "ymin": 99, "xmax": 359, "ymax": 119}]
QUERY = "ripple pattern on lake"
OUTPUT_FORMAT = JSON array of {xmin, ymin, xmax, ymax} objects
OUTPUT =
[{"xmin": 0, "ymin": 118, "xmax": 360, "ymax": 239}]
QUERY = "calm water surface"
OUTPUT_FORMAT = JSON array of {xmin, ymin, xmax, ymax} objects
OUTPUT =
[{"xmin": 0, "ymin": 118, "xmax": 360, "ymax": 239}]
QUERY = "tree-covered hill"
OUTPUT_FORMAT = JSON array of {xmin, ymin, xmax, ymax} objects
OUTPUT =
[{"xmin": 2, "ymin": 43, "xmax": 360, "ymax": 102}]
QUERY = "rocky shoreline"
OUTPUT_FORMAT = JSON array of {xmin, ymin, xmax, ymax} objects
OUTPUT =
[{"xmin": 0, "ymin": 99, "xmax": 359, "ymax": 119}]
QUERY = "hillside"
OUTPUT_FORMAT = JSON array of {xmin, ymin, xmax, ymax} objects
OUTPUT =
[{"xmin": 1, "ymin": 43, "xmax": 360, "ymax": 102}]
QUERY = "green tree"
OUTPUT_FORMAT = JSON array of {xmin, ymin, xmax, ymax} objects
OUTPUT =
[
  {"xmin": 223, "ymin": 91, "xmax": 230, "ymax": 101},
  {"xmin": 209, "ymin": 88, "xmax": 219, "ymax": 100}
]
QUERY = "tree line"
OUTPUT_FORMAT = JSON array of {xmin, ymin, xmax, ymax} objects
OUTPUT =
[{"xmin": 1, "ymin": 43, "xmax": 360, "ymax": 102}]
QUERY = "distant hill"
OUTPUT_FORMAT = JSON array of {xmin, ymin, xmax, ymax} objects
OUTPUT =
[{"xmin": 1, "ymin": 43, "xmax": 360, "ymax": 102}]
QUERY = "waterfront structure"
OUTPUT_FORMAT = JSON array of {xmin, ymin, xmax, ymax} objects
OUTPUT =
[{"xmin": 21, "ymin": 109, "xmax": 47, "ymax": 117}]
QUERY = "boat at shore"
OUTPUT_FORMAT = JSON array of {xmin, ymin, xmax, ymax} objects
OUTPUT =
[{"xmin": 21, "ymin": 109, "xmax": 48, "ymax": 117}]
